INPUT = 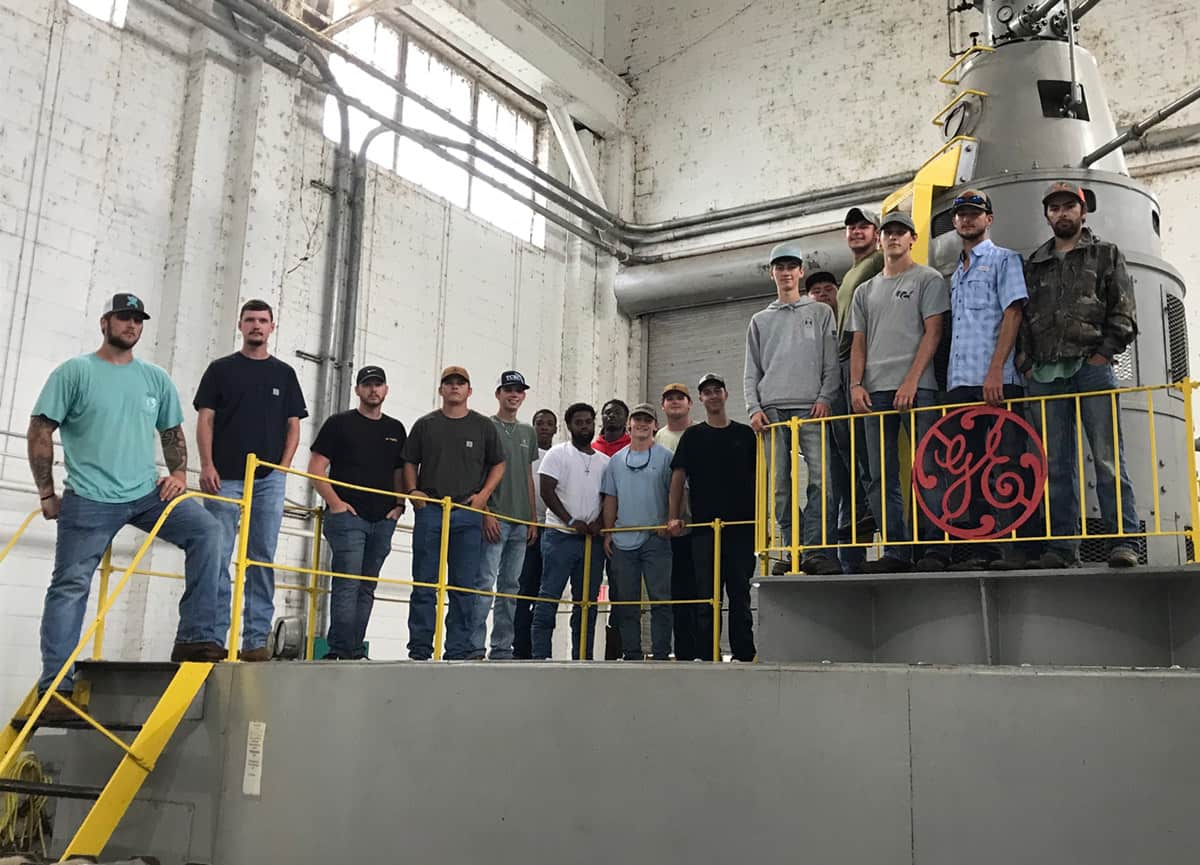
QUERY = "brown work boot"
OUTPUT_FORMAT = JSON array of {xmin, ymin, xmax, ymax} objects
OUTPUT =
[
  {"xmin": 171, "ymin": 641, "xmax": 227, "ymax": 662},
  {"xmin": 37, "ymin": 691, "xmax": 83, "ymax": 723},
  {"xmin": 239, "ymin": 646, "xmax": 272, "ymax": 662}
]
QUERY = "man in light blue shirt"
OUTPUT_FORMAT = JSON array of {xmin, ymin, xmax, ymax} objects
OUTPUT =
[
  {"xmin": 946, "ymin": 190, "xmax": 1033, "ymax": 570},
  {"xmin": 26, "ymin": 294, "xmax": 225, "ymax": 718},
  {"xmin": 601, "ymin": 403, "xmax": 674, "ymax": 660}
]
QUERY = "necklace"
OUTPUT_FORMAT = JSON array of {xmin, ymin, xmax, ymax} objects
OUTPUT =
[{"xmin": 576, "ymin": 446, "xmax": 595, "ymax": 475}]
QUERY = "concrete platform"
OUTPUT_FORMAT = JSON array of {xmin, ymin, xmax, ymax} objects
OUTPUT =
[
  {"xmin": 755, "ymin": 563, "xmax": 1200, "ymax": 666},
  {"xmin": 29, "ymin": 660, "xmax": 1200, "ymax": 865}
]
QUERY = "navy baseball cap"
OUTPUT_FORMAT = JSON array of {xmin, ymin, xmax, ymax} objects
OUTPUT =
[{"xmin": 497, "ymin": 370, "xmax": 530, "ymax": 391}]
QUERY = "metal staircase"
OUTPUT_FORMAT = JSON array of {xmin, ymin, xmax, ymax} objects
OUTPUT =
[{"xmin": 0, "ymin": 660, "xmax": 213, "ymax": 861}]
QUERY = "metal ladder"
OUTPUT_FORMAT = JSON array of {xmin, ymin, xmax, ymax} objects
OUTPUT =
[{"xmin": 0, "ymin": 660, "xmax": 212, "ymax": 860}]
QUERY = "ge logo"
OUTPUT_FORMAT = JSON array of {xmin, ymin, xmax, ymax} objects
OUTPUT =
[{"xmin": 913, "ymin": 406, "xmax": 1047, "ymax": 540}]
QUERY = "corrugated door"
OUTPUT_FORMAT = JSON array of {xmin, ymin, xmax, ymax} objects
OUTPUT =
[{"xmin": 643, "ymin": 296, "xmax": 771, "ymax": 420}]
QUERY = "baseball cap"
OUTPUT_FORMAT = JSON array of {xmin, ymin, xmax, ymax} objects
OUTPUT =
[
  {"xmin": 661, "ymin": 382, "xmax": 691, "ymax": 400},
  {"xmin": 629, "ymin": 402, "xmax": 659, "ymax": 423},
  {"xmin": 844, "ymin": 207, "xmax": 881, "ymax": 228},
  {"xmin": 102, "ymin": 293, "xmax": 150, "ymax": 320},
  {"xmin": 497, "ymin": 370, "xmax": 530, "ymax": 390},
  {"xmin": 951, "ymin": 188, "xmax": 993, "ymax": 214},
  {"xmin": 880, "ymin": 211, "xmax": 917, "ymax": 233},
  {"xmin": 697, "ymin": 372, "xmax": 726, "ymax": 390},
  {"xmin": 440, "ymin": 365, "xmax": 470, "ymax": 384},
  {"xmin": 805, "ymin": 270, "xmax": 838, "ymax": 290},
  {"xmin": 1042, "ymin": 180, "xmax": 1086, "ymax": 206},
  {"xmin": 356, "ymin": 365, "xmax": 386, "ymax": 385},
  {"xmin": 768, "ymin": 242, "xmax": 805, "ymax": 265}
]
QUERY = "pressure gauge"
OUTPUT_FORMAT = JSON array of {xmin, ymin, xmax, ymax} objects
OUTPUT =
[{"xmin": 996, "ymin": 4, "xmax": 1015, "ymax": 24}]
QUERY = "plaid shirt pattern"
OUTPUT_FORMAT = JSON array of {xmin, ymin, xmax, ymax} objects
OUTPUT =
[{"xmin": 948, "ymin": 239, "xmax": 1029, "ymax": 389}]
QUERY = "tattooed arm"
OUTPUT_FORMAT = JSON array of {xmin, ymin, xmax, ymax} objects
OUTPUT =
[
  {"xmin": 157, "ymin": 425, "xmax": 189, "ymax": 501},
  {"xmin": 28, "ymin": 415, "xmax": 61, "ymax": 519}
]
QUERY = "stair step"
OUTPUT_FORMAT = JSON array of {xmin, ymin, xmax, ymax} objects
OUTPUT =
[
  {"xmin": 76, "ymin": 660, "xmax": 181, "ymax": 673},
  {"xmin": 10, "ymin": 717, "xmax": 143, "ymax": 733},
  {"xmin": 0, "ymin": 777, "xmax": 104, "ymax": 800}
]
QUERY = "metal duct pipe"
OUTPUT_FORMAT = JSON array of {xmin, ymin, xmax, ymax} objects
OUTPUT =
[
  {"xmin": 1082, "ymin": 82, "xmax": 1200, "ymax": 166},
  {"xmin": 1009, "ymin": 0, "xmax": 1064, "ymax": 37},
  {"xmin": 1071, "ymin": 0, "xmax": 1104, "ymax": 21},
  {"xmin": 614, "ymin": 223, "xmax": 853, "ymax": 315}
]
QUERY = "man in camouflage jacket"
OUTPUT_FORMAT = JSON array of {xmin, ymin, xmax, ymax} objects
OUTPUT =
[{"xmin": 1017, "ymin": 181, "xmax": 1140, "ymax": 569}]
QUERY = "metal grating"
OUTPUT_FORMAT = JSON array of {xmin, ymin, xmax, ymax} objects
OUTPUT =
[
  {"xmin": 1167, "ymin": 294, "xmax": 1189, "ymax": 382},
  {"xmin": 1079, "ymin": 518, "xmax": 1147, "ymax": 564}
]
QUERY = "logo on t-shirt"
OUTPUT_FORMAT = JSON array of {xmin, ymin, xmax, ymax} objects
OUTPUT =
[
  {"xmin": 144, "ymin": 395, "xmax": 158, "ymax": 412},
  {"xmin": 466, "ymin": 440, "xmax": 474, "ymax": 449},
  {"xmin": 272, "ymin": 387, "xmax": 280, "ymax": 396},
  {"xmin": 894, "ymin": 288, "xmax": 913, "ymax": 300},
  {"xmin": 385, "ymin": 436, "xmax": 399, "ymax": 443}
]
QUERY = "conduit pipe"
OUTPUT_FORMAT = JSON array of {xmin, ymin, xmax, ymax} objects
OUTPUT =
[
  {"xmin": 1082, "ymin": 82, "xmax": 1200, "ymax": 166},
  {"xmin": 1071, "ymin": 0, "xmax": 1104, "ymax": 21}
]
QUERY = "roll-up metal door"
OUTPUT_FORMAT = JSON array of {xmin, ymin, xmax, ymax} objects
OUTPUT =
[{"xmin": 644, "ymin": 296, "xmax": 771, "ymax": 422}]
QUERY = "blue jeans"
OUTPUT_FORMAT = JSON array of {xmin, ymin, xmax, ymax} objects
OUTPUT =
[
  {"xmin": 862, "ymin": 389, "xmax": 943, "ymax": 562},
  {"xmin": 829, "ymin": 378, "xmax": 871, "ymax": 572},
  {"xmin": 322, "ymin": 511, "xmax": 397, "ymax": 658},
  {"xmin": 408, "ymin": 504, "xmax": 484, "ymax": 660},
  {"xmin": 767, "ymin": 407, "xmax": 835, "ymax": 558},
  {"xmin": 531, "ymin": 529, "xmax": 604, "ymax": 660},
  {"xmin": 204, "ymin": 470, "xmax": 287, "ymax": 651},
  {"xmin": 41, "ymin": 490, "xmax": 224, "ymax": 693},
  {"xmin": 609, "ymin": 535, "xmax": 673, "ymax": 659},
  {"xmin": 473, "ymin": 519, "xmax": 529, "ymax": 660},
  {"xmin": 1026, "ymin": 361, "xmax": 1138, "ymax": 559}
]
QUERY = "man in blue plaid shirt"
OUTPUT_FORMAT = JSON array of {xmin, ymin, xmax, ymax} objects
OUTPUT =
[{"xmin": 945, "ymin": 189, "xmax": 1032, "ymax": 570}]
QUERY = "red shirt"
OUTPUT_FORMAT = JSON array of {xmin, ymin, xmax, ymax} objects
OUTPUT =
[{"xmin": 591, "ymin": 433, "xmax": 631, "ymax": 457}]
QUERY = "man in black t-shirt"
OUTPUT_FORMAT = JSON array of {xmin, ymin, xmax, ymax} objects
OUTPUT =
[
  {"xmin": 308, "ymin": 366, "xmax": 407, "ymax": 660},
  {"xmin": 194, "ymin": 299, "xmax": 307, "ymax": 660},
  {"xmin": 668, "ymin": 373, "xmax": 758, "ymax": 662},
  {"xmin": 400, "ymin": 366, "xmax": 505, "ymax": 660}
]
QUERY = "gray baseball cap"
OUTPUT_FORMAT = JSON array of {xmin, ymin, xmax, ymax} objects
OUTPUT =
[
  {"xmin": 880, "ymin": 211, "xmax": 916, "ymax": 233},
  {"xmin": 844, "ymin": 207, "xmax": 881, "ymax": 228}
]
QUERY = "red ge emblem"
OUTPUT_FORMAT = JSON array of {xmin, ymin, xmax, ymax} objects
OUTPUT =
[{"xmin": 913, "ymin": 406, "xmax": 1047, "ymax": 540}]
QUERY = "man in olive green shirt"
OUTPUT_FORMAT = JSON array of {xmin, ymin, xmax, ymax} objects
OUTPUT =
[{"xmin": 474, "ymin": 370, "xmax": 539, "ymax": 659}]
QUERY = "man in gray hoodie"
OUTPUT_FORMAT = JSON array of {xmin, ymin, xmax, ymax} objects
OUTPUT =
[{"xmin": 745, "ymin": 242, "xmax": 842, "ymax": 576}]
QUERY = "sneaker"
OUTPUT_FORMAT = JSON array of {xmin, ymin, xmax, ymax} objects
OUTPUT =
[
  {"xmin": 861, "ymin": 556, "xmax": 912, "ymax": 574},
  {"xmin": 1108, "ymin": 547, "xmax": 1139, "ymax": 568},
  {"xmin": 238, "ymin": 646, "xmax": 272, "ymax": 662},
  {"xmin": 770, "ymin": 559, "xmax": 790, "ymax": 576},
  {"xmin": 801, "ymin": 555, "xmax": 843, "ymax": 576},
  {"xmin": 949, "ymin": 557, "xmax": 992, "ymax": 572},
  {"xmin": 1035, "ymin": 550, "xmax": 1077, "ymax": 569},
  {"xmin": 171, "ymin": 641, "xmax": 227, "ymax": 662},
  {"xmin": 914, "ymin": 555, "xmax": 949, "ymax": 572}
]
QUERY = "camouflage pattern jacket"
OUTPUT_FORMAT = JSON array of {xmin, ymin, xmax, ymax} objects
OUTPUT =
[{"xmin": 1018, "ymin": 228, "xmax": 1137, "ymax": 371}]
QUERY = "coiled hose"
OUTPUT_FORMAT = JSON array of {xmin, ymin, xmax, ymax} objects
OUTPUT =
[{"xmin": 0, "ymin": 750, "xmax": 49, "ymax": 858}]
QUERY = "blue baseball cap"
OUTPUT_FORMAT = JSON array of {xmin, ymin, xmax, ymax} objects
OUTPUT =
[{"xmin": 768, "ymin": 242, "xmax": 804, "ymax": 266}]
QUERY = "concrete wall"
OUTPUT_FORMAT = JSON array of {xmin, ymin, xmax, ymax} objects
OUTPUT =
[{"xmin": 0, "ymin": 0, "xmax": 634, "ymax": 714}]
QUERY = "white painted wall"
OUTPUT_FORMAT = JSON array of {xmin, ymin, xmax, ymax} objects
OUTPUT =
[{"xmin": 0, "ymin": 0, "xmax": 633, "ymax": 714}]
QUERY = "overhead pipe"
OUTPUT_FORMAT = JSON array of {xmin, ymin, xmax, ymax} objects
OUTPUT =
[
  {"xmin": 1008, "ymin": 0, "xmax": 1063, "ymax": 38},
  {"xmin": 1082, "ymin": 82, "xmax": 1200, "ymax": 166},
  {"xmin": 1071, "ymin": 0, "xmax": 1104, "ymax": 21}
]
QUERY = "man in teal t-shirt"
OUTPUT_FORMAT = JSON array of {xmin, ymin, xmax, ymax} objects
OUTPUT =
[{"xmin": 26, "ymin": 294, "xmax": 226, "ymax": 718}]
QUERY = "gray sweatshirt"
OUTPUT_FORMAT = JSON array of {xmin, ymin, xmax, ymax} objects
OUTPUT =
[{"xmin": 744, "ymin": 294, "xmax": 840, "ymax": 416}]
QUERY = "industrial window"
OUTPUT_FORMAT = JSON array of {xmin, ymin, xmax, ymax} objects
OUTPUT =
[
  {"xmin": 322, "ymin": 17, "xmax": 544, "ymax": 246},
  {"xmin": 67, "ymin": 0, "xmax": 127, "ymax": 27}
]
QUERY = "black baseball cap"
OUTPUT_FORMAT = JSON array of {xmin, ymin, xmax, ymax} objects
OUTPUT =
[
  {"xmin": 356, "ymin": 365, "xmax": 386, "ymax": 385},
  {"xmin": 102, "ymin": 293, "xmax": 150, "ymax": 320},
  {"xmin": 497, "ymin": 370, "xmax": 530, "ymax": 391},
  {"xmin": 805, "ymin": 271, "xmax": 838, "ymax": 290}
]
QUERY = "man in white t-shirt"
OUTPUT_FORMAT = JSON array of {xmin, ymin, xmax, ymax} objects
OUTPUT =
[
  {"xmin": 531, "ymin": 402, "xmax": 609, "ymax": 660},
  {"xmin": 513, "ymin": 408, "xmax": 556, "ymax": 659}
]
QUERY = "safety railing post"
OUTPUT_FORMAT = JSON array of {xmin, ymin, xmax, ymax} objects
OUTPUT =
[
  {"xmin": 1182, "ymin": 380, "xmax": 1200, "ymax": 563},
  {"xmin": 433, "ymin": 496, "xmax": 452, "ymax": 660},
  {"xmin": 1075, "ymin": 395, "xmax": 1088, "ymax": 540},
  {"xmin": 711, "ymin": 519, "xmax": 722, "ymax": 663},
  {"xmin": 228, "ymin": 454, "xmax": 258, "ymax": 661},
  {"xmin": 306, "ymin": 509, "xmax": 323, "ymax": 660},
  {"xmin": 93, "ymin": 546, "xmax": 113, "ymax": 660},
  {"xmin": 789, "ymin": 416, "xmax": 800, "ymax": 572},
  {"xmin": 581, "ymin": 534, "xmax": 593, "ymax": 661}
]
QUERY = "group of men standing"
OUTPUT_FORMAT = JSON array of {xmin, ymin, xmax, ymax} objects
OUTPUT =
[{"xmin": 748, "ymin": 181, "xmax": 1140, "ymax": 575}]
